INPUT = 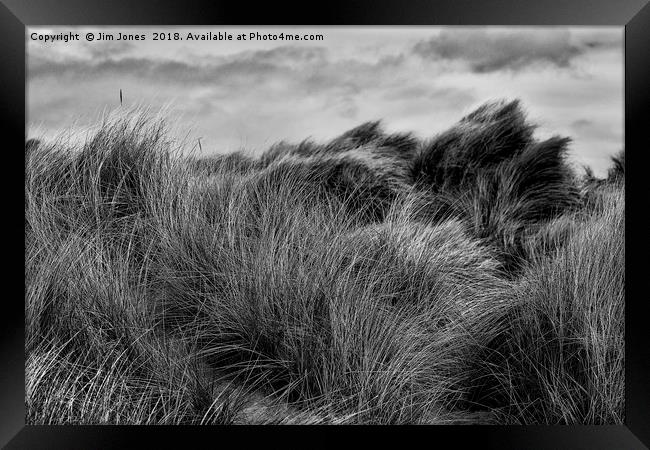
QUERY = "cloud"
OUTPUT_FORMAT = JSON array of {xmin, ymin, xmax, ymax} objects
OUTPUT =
[
  {"xmin": 382, "ymin": 84, "xmax": 469, "ymax": 102},
  {"xmin": 27, "ymin": 40, "xmax": 416, "ymax": 149},
  {"xmin": 570, "ymin": 118, "xmax": 621, "ymax": 143},
  {"xmin": 413, "ymin": 29, "xmax": 585, "ymax": 73},
  {"xmin": 27, "ymin": 43, "xmax": 411, "ymax": 109},
  {"xmin": 29, "ymin": 55, "xmax": 277, "ymax": 83},
  {"xmin": 571, "ymin": 29, "xmax": 622, "ymax": 51},
  {"xmin": 231, "ymin": 46, "xmax": 329, "ymax": 66},
  {"xmin": 328, "ymin": 96, "xmax": 359, "ymax": 119},
  {"xmin": 27, "ymin": 28, "xmax": 622, "ymax": 176},
  {"xmin": 28, "ymin": 45, "xmax": 327, "ymax": 82},
  {"xmin": 84, "ymin": 41, "xmax": 135, "ymax": 59}
]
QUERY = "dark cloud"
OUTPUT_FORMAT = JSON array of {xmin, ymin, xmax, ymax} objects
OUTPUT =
[
  {"xmin": 413, "ymin": 29, "xmax": 585, "ymax": 73},
  {"xmin": 85, "ymin": 41, "xmax": 135, "ymax": 59},
  {"xmin": 582, "ymin": 40, "xmax": 618, "ymax": 50},
  {"xmin": 231, "ymin": 46, "xmax": 328, "ymax": 65},
  {"xmin": 29, "ymin": 55, "xmax": 283, "ymax": 84},
  {"xmin": 573, "ymin": 30, "xmax": 622, "ymax": 50},
  {"xmin": 28, "ymin": 45, "xmax": 327, "ymax": 82}
]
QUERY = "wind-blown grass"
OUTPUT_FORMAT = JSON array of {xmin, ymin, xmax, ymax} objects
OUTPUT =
[
  {"xmin": 472, "ymin": 185, "xmax": 624, "ymax": 424},
  {"xmin": 414, "ymin": 101, "xmax": 582, "ymax": 273},
  {"xmin": 25, "ymin": 101, "xmax": 624, "ymax": 424}
]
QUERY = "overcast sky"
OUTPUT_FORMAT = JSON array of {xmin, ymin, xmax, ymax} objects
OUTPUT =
[{"xmin": 27, "ymin": 26, "xmax": 623, "ymax": 176}]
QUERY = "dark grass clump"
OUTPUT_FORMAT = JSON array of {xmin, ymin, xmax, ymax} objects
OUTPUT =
[
  {"xmin": 456, "ymin": 136, "xmax": 581, "ymax": 272},
  {"xmin": 412, "ymin": 100, "xmax": 581, "ymax": 273},
  {"xmin": 260, "ymin": 152, "xmax": 411, "ymax": 222},
  {"xmin": 472, "ymin": 185, "xmax": 624, "ymax": 424},
  {"xmin": 257, "ymin": 121, "xmax": 418, "ymax": 222},
  {"xmin": 607, "ymin": 149, "xmax": 625, "ymax": 182},
  {"xmin": 580, "ymin": 149, "xmax": 625, "ymax": 213},
  {"xmin": 412, "ymin": 100, "xmax": 535, "ymax": 189},
  {"xmin": 260, "ymin": 120, "xmax": 418, "ymax": 166}
]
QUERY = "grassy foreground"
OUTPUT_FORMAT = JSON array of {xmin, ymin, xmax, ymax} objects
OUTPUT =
[{"xmin": 25, "ymin": 100, "xmax": 624, "ymax": 424}]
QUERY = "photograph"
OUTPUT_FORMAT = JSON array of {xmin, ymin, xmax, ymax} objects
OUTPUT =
[{"xmin": 25, "ymin": 26, "xmax": 625, "ymax": 425}]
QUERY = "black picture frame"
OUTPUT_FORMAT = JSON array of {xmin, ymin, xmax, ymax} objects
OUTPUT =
[{"xmin": 3, "ymin": 0, "xmax": 649, "ymax": 448}]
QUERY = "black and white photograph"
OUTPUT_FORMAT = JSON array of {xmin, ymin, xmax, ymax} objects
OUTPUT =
[{"xmin": 24, "ymin": 26, "xmax": 625, "ymax": 425}]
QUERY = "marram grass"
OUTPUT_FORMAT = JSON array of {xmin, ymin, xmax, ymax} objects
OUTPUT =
[{"xmin": 25, "ymin": 101, "xmax": 624, "ymax": 424}]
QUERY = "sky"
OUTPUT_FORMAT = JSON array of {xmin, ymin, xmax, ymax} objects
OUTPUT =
[{"xmin": 27, "ymin": 26, "xmax": 623, "ymax": 176}]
